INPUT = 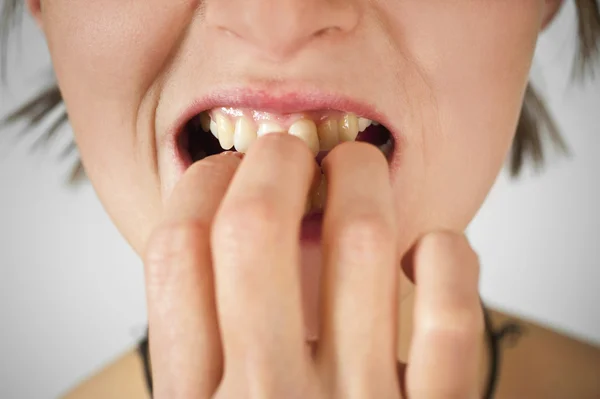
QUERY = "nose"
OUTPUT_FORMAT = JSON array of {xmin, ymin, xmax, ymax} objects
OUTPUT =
[{"xmin": 204, "ymin": 0, "xmax": 359, "ymax": 61}]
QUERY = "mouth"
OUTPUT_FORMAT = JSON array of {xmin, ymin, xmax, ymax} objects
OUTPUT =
[
  {"xmin": 180, "ymin": 109, "xmax": 394, "ymax": 165},
  {"xmin": 166, "ymin": 90, "xmax": 397, "ymax": 230},
  {"xmin": 171, "ymin": 91, "xmax": 396, "ymax": 169}
]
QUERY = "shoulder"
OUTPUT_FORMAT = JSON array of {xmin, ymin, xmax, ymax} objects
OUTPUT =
[
  {"xmin": 61, "ymin": 348, "xmax": 150, "ymax": 399},
  {"xmin": 489, "ymin": 309, "xmax": 600, "ymax": 399}
]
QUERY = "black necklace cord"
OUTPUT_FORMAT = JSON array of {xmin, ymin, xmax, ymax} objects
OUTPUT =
[
  {"xmin": 482, "ymin": 301, "xmax": 525, "ymax": 399},
  {"xmin": 138, "ymin": 329, "xmax": 153, "ymax": 396}
]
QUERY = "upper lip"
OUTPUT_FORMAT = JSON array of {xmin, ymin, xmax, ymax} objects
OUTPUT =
[{"xmin": 167, "ymin": 85, "xmax": 395, "ymax": 148}]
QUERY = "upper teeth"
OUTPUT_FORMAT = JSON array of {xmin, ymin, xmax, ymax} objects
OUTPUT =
[
  {"xmin": 288, "ymin": 119, "xmax": 320, "ymax": 156},
  {"xmin": 194, "ymin": 109, "xmax": 375, "ymax": 156},
  {"xmin": 257, "ymin": 122, "xmax": 285, "ymax": 137},
  {"xmin": 216, "ymin": 114, "xmax": 235, "ymax": 150},
  {"xmin": 339, "ymin": 113, "xmax": 360, "ymax": 142},
  {"xmin": 234, "ymin": 117, "xmax": 256, "ymax": 153}
]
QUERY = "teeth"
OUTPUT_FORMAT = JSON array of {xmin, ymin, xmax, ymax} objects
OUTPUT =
[
  {"xmin": 257, "ymin": 122, "xmax": 285, "ymax": 136},
  {"xmin": 288, "ymin": 119, "xmax": 319, "ymax": 156},
  {"xmin": 234, "ymin": 117, "xmax": 257, "ymax": 153},
  {"xmin": 216, "ymin": 114, "xmax": 235, "ymax": 150},
  {"xmin": 317, "ymin": 119, "xmax": 339, "ymax": 151},
  {"xmin": 200, "ymin": 113, "xmax": 211, "ymax": 133},
  {"xmin": 338, "ymin": 113, "xmax": 359, "ymax": 142},
  {"xmin": 378, "ymin": 138, "xmax": 393, "ymax": 157},
  {"xmin": 210, "ymin": 120, "xmax": 219, "ymax": 138},
  {"xmin": 204, "ymin": 111, "xmax": 377, "ymax": 154},
  {"xmin": 358, "ymin": 117, "xmax": 372, "ymax": 132}
]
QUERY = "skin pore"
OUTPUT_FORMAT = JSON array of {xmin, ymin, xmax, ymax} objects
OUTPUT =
[{"xmin": 19, "ymin": 0, "xmax": 600, "ymax": 397}]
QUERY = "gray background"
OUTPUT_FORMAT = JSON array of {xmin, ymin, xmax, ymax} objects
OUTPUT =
[{"xmin": 1, "ymin": 2, "xmax": 599, "ymax": 398}]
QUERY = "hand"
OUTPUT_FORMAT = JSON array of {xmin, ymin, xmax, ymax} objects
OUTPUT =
[{"xmin": 143, "ymin": 134, "xmax": 484, "ymax": 398}]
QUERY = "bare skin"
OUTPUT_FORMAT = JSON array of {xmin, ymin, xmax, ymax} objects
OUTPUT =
[
  {"xmin": 20, "ymin": 0, "xmax": 600, "ymax": 397},
  {"xmin": 60, "ymin": 139, "xmax": 600, "ymax": 399},
  {"xmin": 62, "ymin": 300, "xmax": 600, "ymax": 399}
]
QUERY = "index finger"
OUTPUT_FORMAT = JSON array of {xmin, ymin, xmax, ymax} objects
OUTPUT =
[
  {"xmin": 144, "ymin": 152, "xmax": 242, "ymax": 398},
  {"xmin": 210, "ymin": 134, "xmax": 317, "ymax": 381},
  {"xmin": 406, "ymin": 232, "xmax": 484, "ymax": 399}
]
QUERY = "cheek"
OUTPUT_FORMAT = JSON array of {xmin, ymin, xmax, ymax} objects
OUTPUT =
[
  {"xmin": 41, "ymin": 0, "xmax": 196, "ymax": 149},
  {"xmin": 42, "ymin": 1, "xmax": 193, "ymax": 118},
  {"xmin": 39, "ymin": 1, "xmax": 196, "ymax": 252},
  {"xmin": 392, "ymin": 2, "xmax": 543, "ymax": 232}
]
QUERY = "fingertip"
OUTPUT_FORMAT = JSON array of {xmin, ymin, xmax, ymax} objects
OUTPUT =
[
  {"xmin": 195, "ymin": 150, "xmax": 243, "ymax": 172},
  {"xmin": 407, "ymin": 231, "xmax": 483, "ymax": 399},
  {"xmin": 162, "ymin": 151, "xmax": 244, "ymax": 231},
  {"xmin": 253, "ymin": 131, "xmax": 315, "ymax": 161},
  {"xmin": 413, "ymin": 230, "xmax": 480, "ymax": 283},
  {"xmin": 321, "ymin": 141, "xmax": 387, "ymax": 176},
  {"xmin": 419, "ymin": 230, "xmax": 472, "ymax": 253}
]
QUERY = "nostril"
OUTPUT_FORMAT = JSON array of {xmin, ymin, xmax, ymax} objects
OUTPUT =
[
  {"xmin": 204, "ymin": 0, "xmax": 359, "ymax": 60},
  {"xmin": 314, "ymin": 26, "xmax": 340, "ymax": 39}
]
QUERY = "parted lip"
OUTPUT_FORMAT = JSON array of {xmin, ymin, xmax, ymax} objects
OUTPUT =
[{"xmin": 165, "ymin": 85, "xmax": 399, "ymax": 172}]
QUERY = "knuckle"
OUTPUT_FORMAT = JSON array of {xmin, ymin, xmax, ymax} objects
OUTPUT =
[
  {"xmin": 420, "ymin": 306, "xmax": 485, "ymax": 344},
  {"xmin": 144, "ymin": 220, "xmax": 210, "ymax": 285},
  {"xmin": 336, "ymin": 213, "xmax": 395, "ymax": 255},
  {"xmin": 214, "ymin": 197, "xmax": 280, "ymax": 243}
]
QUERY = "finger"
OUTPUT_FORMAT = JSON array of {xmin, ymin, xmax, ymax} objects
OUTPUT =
[
  {"xmin": 318, "ymin": 142, "xmax": 400, "ymax": 395},
  {"xmin": 211, "ymin": 134, "xmax": 318, "ymax": 377},
  {"xmin": 406, "ymin": 232, "xmax": 483, "ymax": 399},
  {"xmin": 144, "ymin": 152, "xmax": 242, "ymax": 398}
]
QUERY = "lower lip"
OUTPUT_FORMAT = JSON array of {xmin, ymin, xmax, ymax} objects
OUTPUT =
[{"xmin": 301, "ymin": 212, "xmax": 324, "ymax": 243}]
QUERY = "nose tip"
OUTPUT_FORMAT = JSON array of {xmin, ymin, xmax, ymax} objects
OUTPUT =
[{"xmin": 205, "ymin": 0, "xmax": 359, "ymax": 61}]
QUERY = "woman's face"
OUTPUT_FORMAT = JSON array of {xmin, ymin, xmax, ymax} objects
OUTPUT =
[{"xmin": 31, "ymin": 1, "xmax": 555, "ymax": 304}]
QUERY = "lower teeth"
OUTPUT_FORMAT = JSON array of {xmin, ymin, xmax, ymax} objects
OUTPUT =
[{"xmin": 377, "ymin": 138, "xmax": 394, "ymax": 157}]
